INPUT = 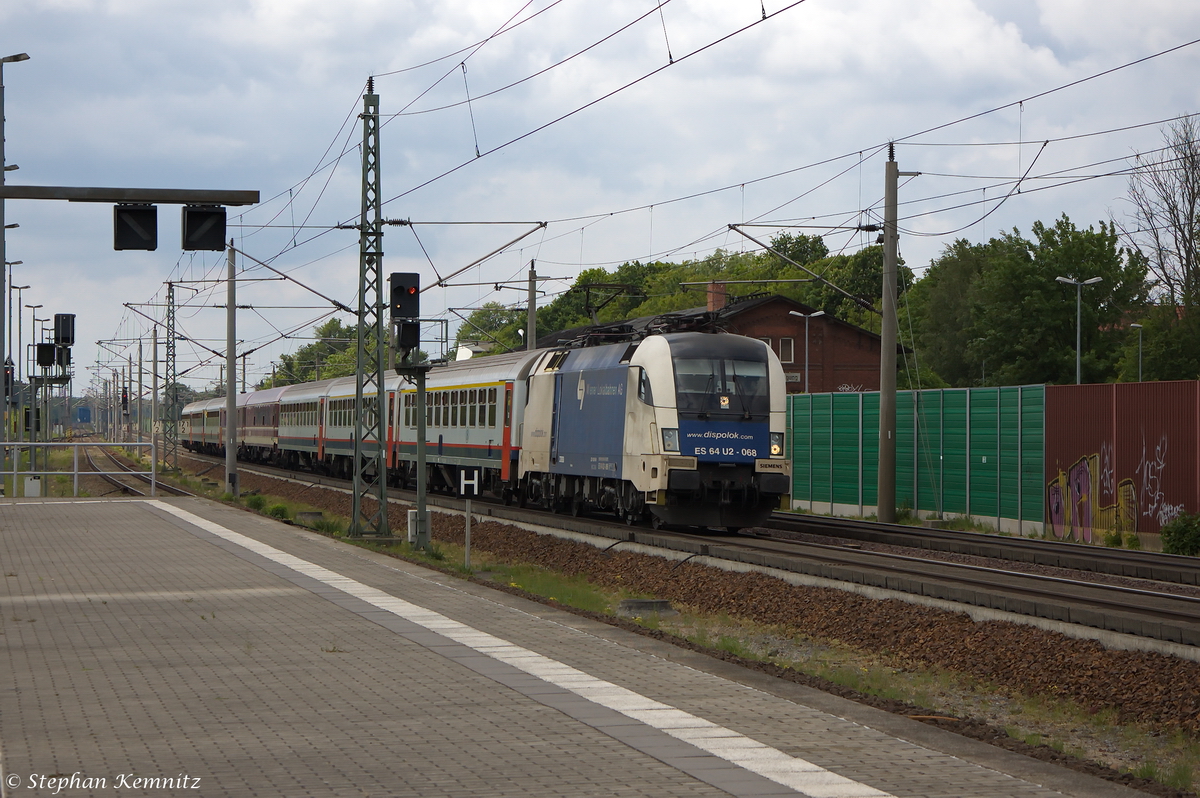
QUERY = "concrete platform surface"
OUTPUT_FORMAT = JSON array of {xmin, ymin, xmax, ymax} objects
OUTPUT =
[{"xmin": 0, "ymin": 497, "xmax": 1146, "ymax": 798}]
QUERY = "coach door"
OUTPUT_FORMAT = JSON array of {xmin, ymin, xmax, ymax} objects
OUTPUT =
[
  {"xmin": 386, "ymin": 390, "xmax": 396, "ymax": 468},
  {"xmin": 317, "ymin": 397, "xmax": 326, "ymax": 459},
  {"xmin": 500, "ymin": 382, "xmax": 513, "ymax": 480}
]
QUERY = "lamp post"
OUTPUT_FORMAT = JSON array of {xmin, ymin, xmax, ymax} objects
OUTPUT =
[
  {"xmin": 1055, "ymin": 275, "xmax": 1103, "ymax": 385},
  {"xmin": 2, "ymin": 53, "xmax": 31, "ymax": 485},
  {"xmin": 789, "ymin": 309, "xmax": 825, "ymax": 393},
  {"xmin": 1129, "ymin": 323, "xmax": 1143, "ymax": 382},
  {"xmin": 6, "ymin": 263, "xmax": 22, "ymax": 364},
  {"xmin": 7, "ymin": 278, "xmax": 27, "ymax": 459},
  {"xmin": 25, "ymin": 304, "xmax": 42, "ymax": 471}
]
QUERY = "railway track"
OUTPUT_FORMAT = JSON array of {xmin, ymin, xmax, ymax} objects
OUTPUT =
[
  {"xmin": 84, "ymin": 445, "xmax": 193, "ymax": 498},
  {"xmin": 767, "ymin": 511, "xmax": 1200, "ymax": 586},
  {"xmin": 181, "ymin": 451, "xmax": 1200, "ymax": 650}
]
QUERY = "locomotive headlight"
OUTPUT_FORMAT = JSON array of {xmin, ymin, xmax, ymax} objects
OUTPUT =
[
  {"xmin": 662, "ymin": 428, "xmax": 680, "ymax": 453},
  {"xmin": 770, "ymin": 431, "xmax": 784, "ymax": 457}
]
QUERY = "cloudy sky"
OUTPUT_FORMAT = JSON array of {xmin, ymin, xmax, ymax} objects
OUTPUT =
[{"xmin": 3, "ymin": 0, "xmax": 1199, "ymax": 394}]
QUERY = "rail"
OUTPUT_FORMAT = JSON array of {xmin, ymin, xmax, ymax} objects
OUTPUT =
[{"xmin": 3, "ymin": 440, "xmax": 158, "ymax": 497}]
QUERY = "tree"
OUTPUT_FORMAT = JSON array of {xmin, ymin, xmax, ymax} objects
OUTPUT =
[
  {"xmin": 804, "ymin": 245, "xmax": 914, "ymax": 333},
  {"xmin": 769, "ymin": 231, "xmax": 829, "ymax": 267},
  {"xmin": 905, "ymin": 237, "xmax": 1013, "ymax": 387},
  {"xmin": 1121, "ymin": 117, "xmax": 1200, "ymax": 306},
  {"xmin": 454, "ymin": 301, "xmax": 526, "ymax": 353},
  {"xmin": 271, "ymin": 318, "xmax": 356, "ymax": 385},
  {"xmin": 970, "ymin": 216, "xmax": 1147, "ymax": 386},
  {"xmin": 1115, "ymin": 118, "xmax": 1200, "ymax": 380}
]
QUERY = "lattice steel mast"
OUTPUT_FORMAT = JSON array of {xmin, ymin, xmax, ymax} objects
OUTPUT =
[{"xmin": 350, "ymin": 79, "xmax": 388, "ymax": 536}]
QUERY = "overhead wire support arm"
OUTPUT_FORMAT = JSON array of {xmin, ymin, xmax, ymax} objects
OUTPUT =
[
  {"xmin": 122, "ymin": 304, "xmax": 226, "ymax": 360},
  {"xmin": 727, "ymin": 224, "xmax": 881, "ymax": 315},
  {"xmin": 422, "ymin": 222, "xmax": 548, "ymax": 292},
  {"xmin": 231, "ymin": 245, "xmax": 354, "ymax": 314}
]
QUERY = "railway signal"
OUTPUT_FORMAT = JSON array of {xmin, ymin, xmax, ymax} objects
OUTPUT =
[
  {"xmin": 53, "ymin": 313, "xmax": 75, "ymax": 345},
  {"xmin": 181, "ymin": 205, "xmax": 227, "ymax": 251},
  {"xmin": 113, "ymin": 204, "xmax": 158, "ymax": 251},
  {"xmin": 390, "ymin": 272, "xmax": 421, "ymax": 366},
  {"xmin": 389, "ymin": 272, "xmax": 420, "ymax": 318}
]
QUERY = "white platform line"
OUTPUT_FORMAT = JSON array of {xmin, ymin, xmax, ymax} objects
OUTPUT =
[{"xmin": 151, "ymin": 501, "xmax": 895, "ymax": 798}]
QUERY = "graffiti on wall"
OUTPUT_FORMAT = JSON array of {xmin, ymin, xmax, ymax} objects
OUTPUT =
[
  {"xmin": 1136, "ymin": 433, "xmax": 1185, "ymax": 526},
  {"xmin": 1047, "ymin": 451, "xmax": 1137, "ymax": 542}
]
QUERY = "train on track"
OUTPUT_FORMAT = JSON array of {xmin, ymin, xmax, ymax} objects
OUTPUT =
[{"xmin": 181, "ymin": 331, "xmax": 791, "ymax": 530}]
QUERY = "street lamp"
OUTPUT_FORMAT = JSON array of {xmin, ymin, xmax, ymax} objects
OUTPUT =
[
  {"xmin": 23, "ymin": 303, "xmax": 41, "ymax": 466},
  {"xmin": 1055, "ymin": 275, "xmax": 1103, "ymax": 385},
  {"xmin": 7, "ymin": 280, "xmax": 27, "ymax": 455},
  {"xmin": 789, "ymin": 309, "xmax": 825, "ymax": 393},
  {"xmin": 1129, "ymin": 323, "xmax": 1144, "ymax": 382}
]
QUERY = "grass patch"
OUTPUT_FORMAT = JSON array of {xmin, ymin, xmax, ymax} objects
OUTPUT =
[{"xmin": 491, "ymin": 563, "xmax": 614, "ymax": 613}]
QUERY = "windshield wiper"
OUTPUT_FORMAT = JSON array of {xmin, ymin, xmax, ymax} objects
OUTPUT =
[{"xmin": 728, "ymin": 362, "xmax": 752, "ymax": 419}]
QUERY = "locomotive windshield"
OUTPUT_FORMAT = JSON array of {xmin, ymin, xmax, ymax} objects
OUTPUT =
[
  {"xmin": 663, "ymin": 332, "xmax": 772, "ymax": 419},
  {"xmin": 673, "ymin": 357, "xmax": 770, "ymax": 417}
]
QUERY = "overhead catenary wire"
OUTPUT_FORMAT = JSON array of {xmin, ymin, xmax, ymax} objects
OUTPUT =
[{"xmin": 108, "ymin": 28, "xmax": 1200, "ymax": 390}]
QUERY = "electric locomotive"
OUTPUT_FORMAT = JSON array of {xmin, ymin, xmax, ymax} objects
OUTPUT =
[{"xmin": 519, "ymin": 332, "xmax": 790, "ymax": 529}]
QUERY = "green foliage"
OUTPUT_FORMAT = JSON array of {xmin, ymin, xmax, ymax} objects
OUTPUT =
[
  {"xmin": 454, "ymin": 301, "xmax": 526, "ymax": 353},
  {"xmin": 770, "ymin": 231, "xmax": 830, "ymax": 266},
  {"xmin": 313, "ymin": 518, "xmax": 345, "ymax": 535},
  {"xmin": 1118, "ymin": 302, "xmax": 1200, "ymax": 382},
  {"xmin": 1160, "ymin": 513, "xmax": 1200, "ymax": 556},
  {"xmin": 909, "ymin": 217, "xmax": 1148, "ymax": 388},
  {"xmin": 270, "ymin": 318, "xmax": 357, "ymax": 385},
  {"xmin": 266, "ymin": 504, "xmax": 290, "ymax": 520},
  {"xmin": 245, "ymin": 494, "xmax": 266, "ymax": 511},
  {"xmin": 904, "ymin": 236, "xmax": 1022, "ymax": 386},
  {"xmin": 1102, "ymin": 528, "xmax": 1123, "ymax": 548},
  {"xmin": 513, "ymin": 232, "xmax": 903, "ymax": 344},
  {"xmin": 1123, "ymin": 532, "xmax": 1142, "ymax": 550}
]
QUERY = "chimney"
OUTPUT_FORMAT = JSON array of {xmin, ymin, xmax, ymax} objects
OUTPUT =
[{"xmin": 706, "ymin": 281, "xmax": 727, "ymax": 312}]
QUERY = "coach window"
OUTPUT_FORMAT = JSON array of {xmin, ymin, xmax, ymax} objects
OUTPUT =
[
  {"xmin": 468, "ymin": 389, "xmax": 476, "ymax": 426},
  {"xmin": 488, "ymin": 387, "xmax": 498, "ymax": 426}
]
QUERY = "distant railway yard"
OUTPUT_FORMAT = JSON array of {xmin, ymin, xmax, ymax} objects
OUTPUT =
[{"xmin": 60, "ymin": 445, "xmax": 1191, "ymax": 797}]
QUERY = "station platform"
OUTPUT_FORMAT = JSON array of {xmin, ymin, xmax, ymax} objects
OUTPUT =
[{"xmin": 0, "ymin": 497, "xmax": 1144, "ymax": 798}]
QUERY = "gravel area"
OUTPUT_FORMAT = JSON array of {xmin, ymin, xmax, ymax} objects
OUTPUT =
[{"xmin": 176, "ymin": 455, "xmax": 1200, "ymax": 797}]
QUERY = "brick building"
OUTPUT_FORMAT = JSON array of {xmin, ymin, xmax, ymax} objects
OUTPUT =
[
  {"xmin": 536, "ymin": 285, "xmax": 887, "ymax": 394},
  {"xmin": 707, "ymin": 291, "xmax": 884, "ymax": 394}
]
